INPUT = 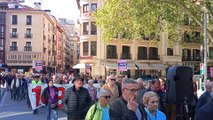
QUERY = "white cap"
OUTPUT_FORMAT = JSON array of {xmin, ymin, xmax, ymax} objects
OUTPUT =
[{"xmin": 97, "ymin": 89, "xmax": 110, "ymax": 98}]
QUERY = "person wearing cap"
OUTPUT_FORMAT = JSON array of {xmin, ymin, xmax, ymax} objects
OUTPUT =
[
  {"xmin": 85, "ymin": 89, "xmax": 111, "ymax": 120},
  {"xmin": 42, "ymin": 80, "xmax": 58, "ymax": 120},
  {"xmin": 87, "ymin": 79, "xmax": 97, "ymax": 104},
  {"xmin": 62, "ymin": 74, "xmax": 92, "ymax": 120},
  {"xmin": 102, "ymin": 74, "xmax": 119, "ymax": 103}
]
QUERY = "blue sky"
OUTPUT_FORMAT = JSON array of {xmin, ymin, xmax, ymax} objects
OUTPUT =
[{"xmin": 22, "ymin": 0, "xmax": 79, "ymax": 19}]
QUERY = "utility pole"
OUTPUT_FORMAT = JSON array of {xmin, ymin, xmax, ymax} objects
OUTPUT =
[{"xmin": 203, "ymin": 7, "xmax": 208, "ymax": 81}]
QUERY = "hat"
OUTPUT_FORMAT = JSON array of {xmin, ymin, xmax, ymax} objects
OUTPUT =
[
  {"xmin": 97, "ymin": 89, "xmax": 110, "ymax": 98},
  {"xmin": 31, "ymin": 73, "xmax": 40, "ymax": 78},
  {"xmin": 72, "ymin": 74, "xmax": 83, "ymax": 83}
]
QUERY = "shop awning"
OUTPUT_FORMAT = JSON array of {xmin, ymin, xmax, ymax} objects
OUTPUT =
[
  {"xmin": 104, "ymin": 62, "xmax": 137, "ymax": 69},
  {"xmin": 150, "ymin": 64, "xmax": 166, "ymax": 70},
  {"xmin": 73, "ymin": 63, "xmax": 85, "ymax": 69}
]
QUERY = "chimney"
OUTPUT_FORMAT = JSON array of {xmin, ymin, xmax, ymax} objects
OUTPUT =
[{"xmin": 34, "ymin": 2, "xmax": 41, "ymax": 9}]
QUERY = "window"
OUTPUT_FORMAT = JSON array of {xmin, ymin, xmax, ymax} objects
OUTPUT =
[
  {"xmin": 167, "ymin": 48, "xmax": 173, "ymax": 56},
  {"xmin": 209, "ymin": 47, "xmax": 213, "ymax": 59},
  {"xmin": 183, "ymin": 31, "xmax": 191, "ymax": 42},
  {"xmin": 193, "ymin": 49, "xmax": 200, "ymax": 60},
  {"xmin": 0, "ymin": 51, "xmax": 4, "ymax": 60},
  {"xmin": 11, "ymin": 28, "xmax": 17, "ymax": 38},
  {"xmin": 26, "ymin": 42, "xmax": 31, "ymax": 47},
  {"xmin": 25, "ymin": 28, "xmax": 32, "ymax": 38},
  {"xmin": 91, "ymin": 22, "xmax": 97, "ymax": 35},
  {"xmin": 182, "ymin": 49, "xmax": 191, "ymax": 61},
  {"xmin": 26, "ymin": 15, "xmax": 32, "ymax": 25},
  {"xmin": 91, "ymin": 41, "xmax": 97, "ymax": 56},
  {"xmin": 0, "ymin": 12, "xmax": 6, "ymax": 24},
  {"xmin": 83, "ymin": 42, "xmax": 89, "ymax": 56},
  {"xmin": 121, "ymin": 46, "xmax": 131, "ymax": 59},
  {"xmin": 91, "ymin": 3, "xmax": 97, "ymax": 12},
  {"xmin": 83, "ymin": 4, "xmax": 89, "ymax": 13},
  {"xmin": 138, "ymin": 46, "xmax": 147, "ymax": 59},
  {"xmin": 83, "ymin": 22, "xmax": 89, "ymax": 35},
  {"xmin": 107, "ymin": 45, "xmax": 117, "ymax": 59},
  {"xmin": 10, "ymin": 42, "xmax": 17, "ymax": 51},
  {"xmin": 149, "ymin": 47, "xmax": 158, "ymax": 60},
  {"xmin": 12, "ymin": 15, "xmax": 17, "ymax": 25},
  {"xmin": 191, "ymin": 32, "xmax": 200, "ymax": 43},
  {"xmin": 0, "ymin": 38, "xmax": 3, "ymax": 50},
  {"xmin": 12, "ymin": 42, "xmax": 17, "ymax": 46},
  {"xmin": 25, "ymin": 42, "xmax": 32, "ymax": 51},
  {"xmin": 0, "ymin": 26, "xmax": 5, "ymax": 38}
]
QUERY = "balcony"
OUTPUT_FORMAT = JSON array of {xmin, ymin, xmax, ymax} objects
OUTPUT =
[
  {"xmin": 138, "ymin": 54, "xmax": 148, "ymax": 60},
  {"xmin": 162, "ymin": 55, "xmax": 182, "ymax": 62},
  {"xmin": 107, "ymin": 53, "xmax": 118, "ymax": 59},
  {"xmin": 91, "ymin": 31, "xmax": 97, "ymax": 35},
  {"xmin": 120, "ymin": 53, "xmax": 132, "ymax": 59},
  {"xmin": 24, "ymin": 34, "xmax": 33, "ymax": 38},
  {"xmin": 9, "ymin": 46, "xmax": 18, "ymax": 51},
  {"xmin": 83, "ymin": 31, "xmax": 89, "ymax": 35},
  {"xmin": 24, "ymin": 46, "xmax": 32, "ymax": 51},
  {"xmin": 149, "ymin": 55, "xmax": 160, "ymax": 60},
  {"xmin": 182, "ymin": 56, "xmax": 201, "ymax": 61},
  {"xmin": 10, "ymin": 33, "xmax": 18, "ymax": 38}
]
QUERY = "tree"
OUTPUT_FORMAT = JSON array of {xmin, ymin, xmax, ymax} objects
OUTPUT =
[{"xmin": 93, "ymin": 0, "xmax": 213, "ymax": 44}]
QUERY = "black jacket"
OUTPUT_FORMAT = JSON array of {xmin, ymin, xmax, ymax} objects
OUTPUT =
[
  {"xmin": 62, "ymin": 86, "xmax": 91, "ymax": 120},
  {"xmin": 42, "ymin": 86, "xmax": 58, "ymax": 106},
  {"xmin": 110, "ymin": 97, "xmax": 147, "ymax": 120},
  {"xmin": 195, "ymin": 99, "xmax": 213, "ymax": 120}
]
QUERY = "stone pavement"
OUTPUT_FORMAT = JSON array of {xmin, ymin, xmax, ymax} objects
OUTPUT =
[{"xmin": 0, "ymin": 90, "xmax": 67, "ymax": 120}]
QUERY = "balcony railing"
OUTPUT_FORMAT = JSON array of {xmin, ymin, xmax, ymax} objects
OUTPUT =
[
  {"xmin": 24, "ymin": 46, "xmax": 32, "ymax": 51},
  {"xmin": 10, "ymin": 33, "xmax": 18, "ymax": 38},
  {"xmin": 83, "ymin": 31, "xmax": 89, "ymax": 35},
  {"xmin": 9, "ymin": 46, "xmax": 18, "ymax": 51},
  {"xmin": 91, "ymin": 31, "xmax": 97, "ymax": 35},
  {"xmin": 182, "ymin": 56, "xmax": 201, "ymax": 61},
  {"xmin": 120, "ymin": 53, "xmax": 132, "ymax": 59},
  {"xmin": 107, "ymin": 53, "xmax": 118, "ymax": 59},
  {"xmin": 149, "ymin": 55, "xmax": 160, "ymax": 60},
  {"xmin": 24, "ymin": 34, "xmax": 33, "ymax": 38},
  {"xmin": 138, "ymin": 54, "xmax": 148, "ymax": 60}
]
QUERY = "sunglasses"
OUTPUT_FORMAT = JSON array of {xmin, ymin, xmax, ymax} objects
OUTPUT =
[
  {"xmin": 150, "ymin": 100, "xmax": 159, "ymax": 104},
  {"xmin": 110, "ymin": 79, "xmax": 116, "ymax": 81},
  {"xmin": 101, "ymin": 96, "xmax": 110, "ymax": 99}
]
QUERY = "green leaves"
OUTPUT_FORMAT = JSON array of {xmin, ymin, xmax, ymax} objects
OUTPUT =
[{"xmin": 93, "ymin": 0, "xmax": 213, "ymax": 44}]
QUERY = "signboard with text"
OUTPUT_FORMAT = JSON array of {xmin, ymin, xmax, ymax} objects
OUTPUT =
[{"xmin": 118, "ymin": 60, "xmax": 127, "ymax": 71}]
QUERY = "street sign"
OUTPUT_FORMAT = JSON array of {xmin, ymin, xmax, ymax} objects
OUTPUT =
[
  {"xmin": 118, "ymin": 60, "xmax": 127, "ymax": 71},
  {"xmin": 200, "ymin": 63, "xmax": 204, "ymax": 75}
]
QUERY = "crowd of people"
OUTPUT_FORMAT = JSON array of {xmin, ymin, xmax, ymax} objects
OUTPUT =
[{"xmin": 0, "ymin": 71, "xmax": 213, "ymax": 120}]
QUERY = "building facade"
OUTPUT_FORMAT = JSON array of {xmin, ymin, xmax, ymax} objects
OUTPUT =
[{"xmin": 76, "ymin": 0, "xmax": 213, "ymax": 78}]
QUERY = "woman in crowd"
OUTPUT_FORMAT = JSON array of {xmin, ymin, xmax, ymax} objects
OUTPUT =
[
  {"xmin": 143, "ymin": 91, "xmax": 166, "ymax": 120},
  {"xmin": 42, "ymin": 80, "xmax": 58, "ymax": 120},
  {"xmin": 85, "ymin": 89, "xmax": 111, "ymax": 120}
]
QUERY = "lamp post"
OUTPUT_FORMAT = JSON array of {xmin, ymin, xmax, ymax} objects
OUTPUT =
[{"xmin": 203, "ymin": 8, "xmax": 208, "ymax": 82}]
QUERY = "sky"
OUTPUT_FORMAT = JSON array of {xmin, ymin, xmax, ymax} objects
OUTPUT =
[{"xmin": 22, "ymin": 0, "xmax": 80, "ymax": 20}]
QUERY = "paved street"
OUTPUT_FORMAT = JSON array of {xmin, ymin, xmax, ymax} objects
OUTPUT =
[{"xmin": 0, "ymin": 90, "xmax": 67, "ymax": 120}]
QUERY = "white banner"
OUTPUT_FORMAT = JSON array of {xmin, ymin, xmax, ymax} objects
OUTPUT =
[
  {"xmin": 28, "ymin": 83, "xmax": 72, "ymax": 110},
  {"xmin": 28, "ymin": 83, "xmax": 101, "ymax": 110}
]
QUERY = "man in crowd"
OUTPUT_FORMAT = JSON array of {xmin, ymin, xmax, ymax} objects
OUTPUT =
[
  {"xmin": 110, "ymin": 78, "xmax": 147, "ymax": 120},
  {"xmin": 62, "ymin": 74, "xmax": 91, "ymax": 120},
  {"xmin": 102, "ymin": 74, "xmax": 119, "ymax": 103},
  {"xmin": 195, "ymin": 81, "xmax": 213, "ymax": 112},
  {"xmin": 195, "ymin": 89, "xmax": 213, "ymax": 120}
]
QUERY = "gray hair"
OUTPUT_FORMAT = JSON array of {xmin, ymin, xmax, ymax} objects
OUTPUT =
[
  {"xmin": 136, "ymin": 78, "xmax": 143, "ymax": 83},
  {"xmin": 97, "ymin": 89, "xmax": 110, "ymax": 98},
  {"xmin": 122, "ymin": 78, "xmax": 137, "ymax": 89},
  {"xmin": 205, "ymin": 81, "xmax": 213, "ymax": 90}
]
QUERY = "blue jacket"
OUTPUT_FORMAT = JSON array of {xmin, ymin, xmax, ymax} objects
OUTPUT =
[{"xmin": 145, "ymin": 108, "xmax": 166, "ymax": 120}]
